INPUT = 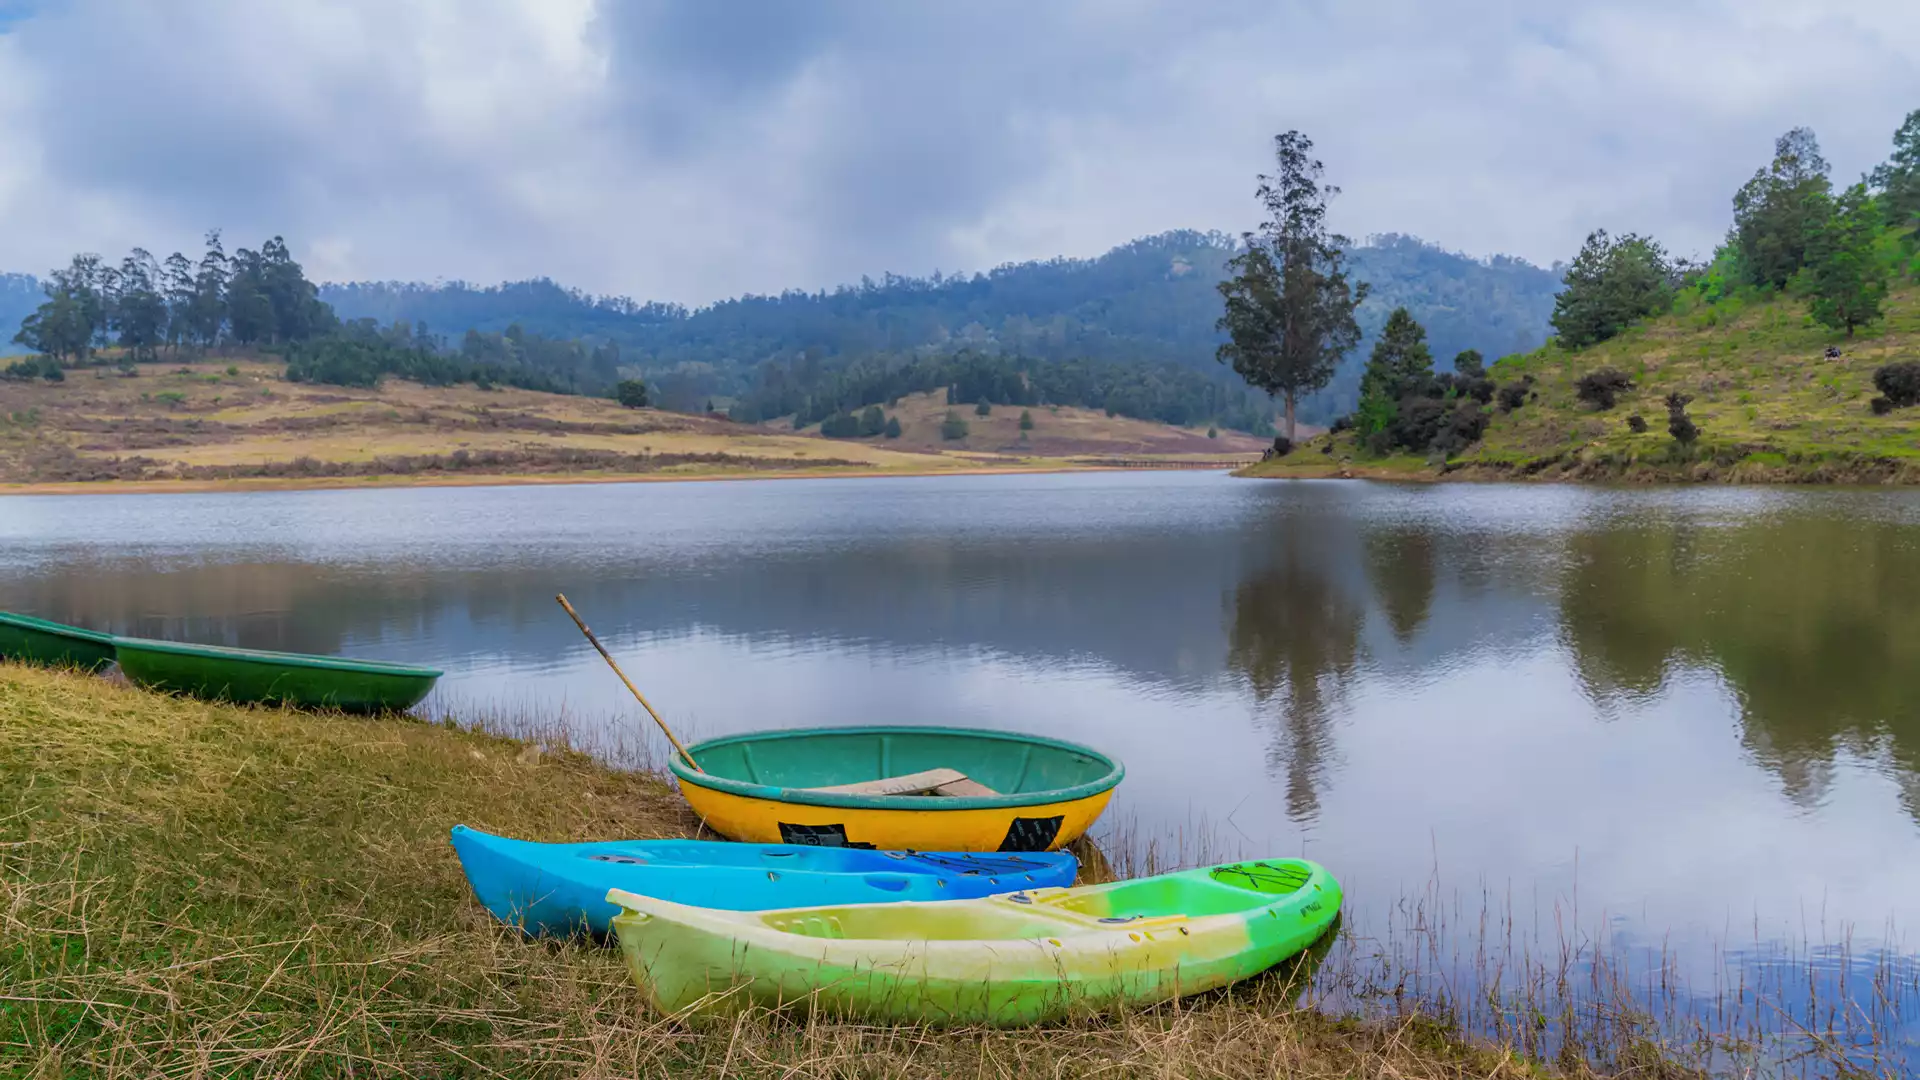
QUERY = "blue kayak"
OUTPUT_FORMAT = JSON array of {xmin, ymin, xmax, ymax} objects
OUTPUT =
[{"xmin": 449, "ymin": 824, "xmax": 1080, "ymax": 937}]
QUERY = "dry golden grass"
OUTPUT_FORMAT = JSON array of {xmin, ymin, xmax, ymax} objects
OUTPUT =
[
  {"xmin": 0, "ymin": 663, "xmax": 1587, "ymax": 1079},
  {"xmin": 0, "ymin": 359, "xmax": 1263, "ymax": 490},
  {"xmin": 820, "ymin": 391, "xmax": 1271, "ymax": 458}
]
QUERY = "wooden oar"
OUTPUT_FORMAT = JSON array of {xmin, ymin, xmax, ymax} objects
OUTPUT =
[{"xmin": 555, "ymin": 593, "xmax": 702, "ymax": 772}]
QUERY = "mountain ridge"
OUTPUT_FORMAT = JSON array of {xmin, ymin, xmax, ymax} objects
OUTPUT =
[{"xmin": 316, "ymin": 230, "xmax": 1563, "ymax": 422}]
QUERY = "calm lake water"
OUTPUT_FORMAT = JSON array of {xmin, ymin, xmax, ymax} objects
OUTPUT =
[{"xmin": 4, "ymin": 471, "xmax": 1918, "ymax": 1063}]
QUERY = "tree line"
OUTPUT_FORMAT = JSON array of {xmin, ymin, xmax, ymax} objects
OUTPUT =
[
  {"xmin": 11, "ymin": 233, "xmax": 330, "ymax": 365},
  {"xmin": 280, "ymin": 318, "xmax": 625, "ymax": 396},
  {"xmin": 1552, "ymin": 115, "xmax": 1919, "ymax": 348},
  {"xmin": 7, "ymin": 232, "xmax": 630, "ymax": 399},
  {"xmin": 727, "ymin": 349, "xmax": 1277, "ymax": 435}
]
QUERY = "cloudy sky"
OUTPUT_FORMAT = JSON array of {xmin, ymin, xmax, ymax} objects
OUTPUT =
[{"xmin": 1, "ymin": 0, "xmax": 1916, "ymax": 303}]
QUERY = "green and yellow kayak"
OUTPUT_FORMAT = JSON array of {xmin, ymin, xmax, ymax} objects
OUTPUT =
[
  {"xmin": 113, "ymin": 637, "xmax": 442, "ymax": 713},
  {"xmin": 672, "ymin": 726, "xmax": 1123, "ymax": 852},
  {"xmin": 0, "ymin": 612, "xmax": 117, "ymax": 672},
  {"xmin": 609, "ymin": 858, "xmax": 1340, "ymax": 1025}
]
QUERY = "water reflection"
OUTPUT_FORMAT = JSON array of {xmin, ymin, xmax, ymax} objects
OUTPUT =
[
  {"xmin": 1226, "ymin": 546, "xmax": 1362, "ymax": 823},
  {"xmin": 1559, "ymin": 515, "xmax": 1920, "ymax": 815},
  {"xmin": 1363, "ymin": 529, "xmax": 1436, "ymax": 644}
]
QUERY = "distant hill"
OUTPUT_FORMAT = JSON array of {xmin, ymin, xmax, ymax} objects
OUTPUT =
[{"xmin": 318, "ymin": 231, "xmax": 1562, "ymax": 424}]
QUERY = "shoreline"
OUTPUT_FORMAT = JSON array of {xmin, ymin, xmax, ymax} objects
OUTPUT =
[
  {"xmin": 0, "ymin": 461, "xmax": 1252, "ymax": 498},
  {"xmin": 0, "ymin": 663, "xmax": 1683, "ymax": 1077},
  {"xmin": 1237, "ymin": 450, "xmax": 1920, "ymax": 486},
  {"xmin": 4, "ymin": 661, "xmax": 1888, "ymax": 1077}
]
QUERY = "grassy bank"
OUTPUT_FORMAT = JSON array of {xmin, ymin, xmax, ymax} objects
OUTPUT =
[
  {"xmin": 1, "ymin": 663, "xmax": 1553, "ymax": 1079},
  {"xmin": 1245, "ymin": 283, "xmax": 1920, "ymax": 484}
]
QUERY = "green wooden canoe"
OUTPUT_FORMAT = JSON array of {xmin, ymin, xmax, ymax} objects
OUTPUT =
[
  {"xmin": 609, "ymin": 857, "xmax": 1342, "ymax": 1025},
  {"xmin": 113, "ymin": 636, "xmax": 442, "ymax": 713},
  {"xmin": 0, "ymin": 612, "xmax": 118, "ymax": 672}
]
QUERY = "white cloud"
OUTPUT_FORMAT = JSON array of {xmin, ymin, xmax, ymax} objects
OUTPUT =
[{"xmin": 0, "ymin": 0, "xmax": 1915, "ymax": 302}]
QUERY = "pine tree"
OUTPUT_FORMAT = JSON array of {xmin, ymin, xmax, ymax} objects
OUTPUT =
[
  {"xmin": 161, "ymin": 252, "xmax": 195, "ymax": 355},
  {"xmin": 1216, "ymin": 130, "xmax": 1368, "ymax": 442},
  {"xmin": 1357, "ymin": 307, "xmax": 1433, "ymax": 422},
  {"xmin": 1869, "ymin": 109, "xmax": 1920, "ymax": 231},
  {"xmin": 258, "ymin": 236, "xmax": 331, "ymax": 342},
  {"xmin": 189, "ymin": 230, "xmax": 228, "ymax": 349},
  {"xmin": 1732, "ymin": 128, "xmax": 1834, "ymax": 290},
  {"xmin": 224, "ymin": 247, "xmax": 272, "ymax": 347},
  {"xmin": 1550, "ymin": 230, "xmax": 1674, "ymax": 349},
  {"xmin": 113, "ymin": 249, "xmax": 168, "ymax": 362},
  {"xmin": 1807, "ymin": 183, "xmax": 1889, "ymax": 337}
]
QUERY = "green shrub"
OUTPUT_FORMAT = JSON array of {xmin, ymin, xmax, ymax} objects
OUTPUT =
[
  {"xmin": 1575, "ymin": 368, "xmax": 1633, "ymax": 410},
  {"xmin": 1872, "ymin": 361, "xmax": 1920, "ymax": 406},
  {"xmin": 614, "ymin": 379, "xmax": 649, "ymax": 408},
  {"xmin": 1666, "ymin": 392, "xmax": 1698, "ymax": 444}
]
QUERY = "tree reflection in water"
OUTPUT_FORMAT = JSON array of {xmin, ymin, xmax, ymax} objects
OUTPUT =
[{"xmin": 1226, "ymin": 547, "xmax": 1363, "ymax": 823}]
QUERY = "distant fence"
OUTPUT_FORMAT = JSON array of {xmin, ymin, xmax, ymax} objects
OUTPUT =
[{"xmin": 1069, "ymin": 458, "xmax": 1260, "ymax": 470}]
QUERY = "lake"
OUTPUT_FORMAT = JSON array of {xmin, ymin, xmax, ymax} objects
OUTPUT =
[{"xmin": 4, "ymin": 471, "xmax": 1917, "ymax": 1066}]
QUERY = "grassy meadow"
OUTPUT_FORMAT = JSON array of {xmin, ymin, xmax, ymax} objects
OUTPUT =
[{"xmin": 0, "ymin": 360, "xmax": 1262, "ymax": 492}]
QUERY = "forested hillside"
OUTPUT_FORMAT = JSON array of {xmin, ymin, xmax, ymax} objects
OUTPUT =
[
  {"xmin": 4, "ymin": 230, "xmax": 1560, "ymax": 428},
  {"xmin": 319, "ymin": 232, "xmax": 1561, "ymax": 423}
]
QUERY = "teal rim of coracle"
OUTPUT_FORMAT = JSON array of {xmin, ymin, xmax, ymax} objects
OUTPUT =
[{"xmin": 668, "ymin": 725, "xmax": 1125, "ymax": 812}]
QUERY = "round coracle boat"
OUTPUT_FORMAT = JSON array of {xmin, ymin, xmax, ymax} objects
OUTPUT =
[{"xmin": 671, "ymin": 725, "xmax": 1124, "ymax": 853}]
